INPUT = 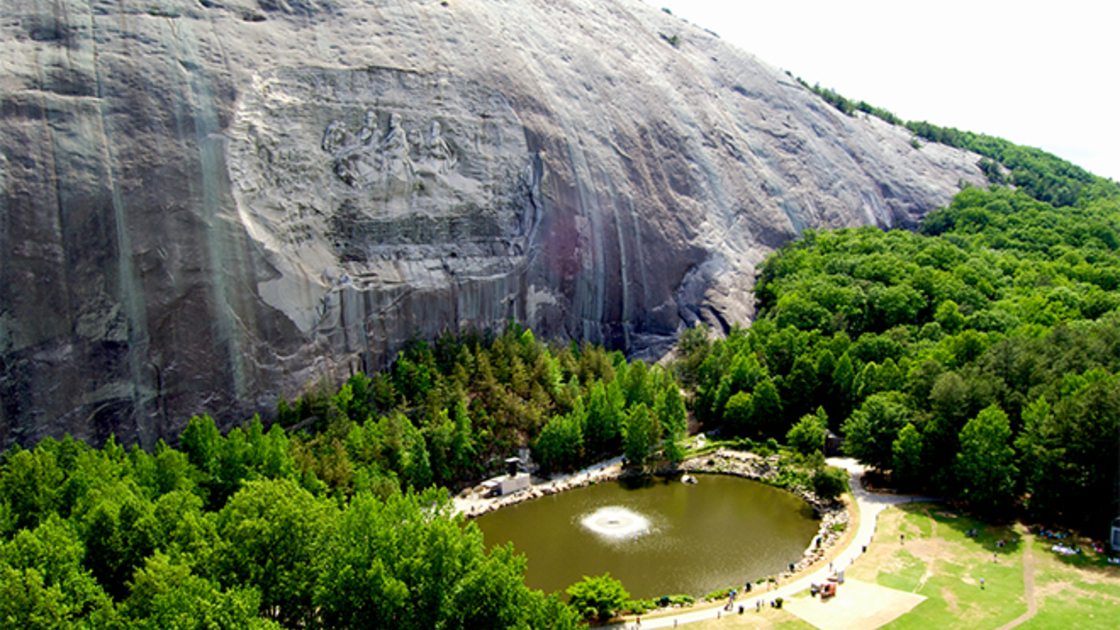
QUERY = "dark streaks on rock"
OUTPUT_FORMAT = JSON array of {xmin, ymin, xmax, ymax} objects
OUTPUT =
[{"xmin": 0, "ymin": 0, "xmax": 986, "ymax": 448}]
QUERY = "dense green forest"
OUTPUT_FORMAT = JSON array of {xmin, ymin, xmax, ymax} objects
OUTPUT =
[
  {"xmin": 0, "ymin": 328, "xmax": 695, "ymax": 629},
  {"xmin": 680, "ymin": 185, "xmax": 1120, "ymax": 530},
  {"xmin": 0, "ymin": 436, "xmax": 582, "ymax": 629}
]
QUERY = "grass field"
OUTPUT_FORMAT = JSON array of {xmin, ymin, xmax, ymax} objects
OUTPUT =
[
  {"xmin": 687, "ymin": 502, "xmax": 1119, "ymax": 630},
  {"xmin": 843, "ymin": 503, "xmax": 1119, "ymax": 630}
]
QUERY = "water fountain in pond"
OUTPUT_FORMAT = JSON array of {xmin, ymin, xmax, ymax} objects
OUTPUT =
[
  {"xmin": 580, "ymin": 506, "xmax": 651, "ymax": 540},
  {"xmin": 475, "ymin": 475, "xmax": 819, "ymax": 598}
]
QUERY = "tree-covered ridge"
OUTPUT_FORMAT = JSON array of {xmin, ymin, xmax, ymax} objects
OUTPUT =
[
  {"xmin": 678, "ymin": 186, "xmax": 1120, "ymax": 532},
  {"xmin": 796, "ymin": 78, "xmax": 1120, "ymax": 209},
  {"xmin": 757, "ymin": 186, "xmax": 1120, "ymax": 335},
  {"xmin": 905, "ymin": 121, "xmax": 1118, "ymax": 208},
  {"xmin": 794, "ymin": 77, "xmax": 903, "ymax": 126}
]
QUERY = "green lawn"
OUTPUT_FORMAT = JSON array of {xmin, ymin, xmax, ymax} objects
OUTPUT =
[
  {"xmin": 845, "ymin": 504, "xmax": 1119, "ymax": 630},
  {"xmin": 678, "ymin": 504, "xmax": 1118, "ymax": 630}
]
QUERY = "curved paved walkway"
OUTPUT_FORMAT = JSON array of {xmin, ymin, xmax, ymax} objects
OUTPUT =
[{"xmin": 609, "ymin": 458, "xmax": 941, "ymax": 629}]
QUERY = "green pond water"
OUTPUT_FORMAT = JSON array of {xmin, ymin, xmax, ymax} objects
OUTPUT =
[{"xmin": 473, "ymin": 474, "xmax": 819, "ymax": 599}]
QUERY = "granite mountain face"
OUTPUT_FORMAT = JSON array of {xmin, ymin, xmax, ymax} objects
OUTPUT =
[{"xmin": 0, "ymin": 0, "xmax": 985, "ymax": 447}]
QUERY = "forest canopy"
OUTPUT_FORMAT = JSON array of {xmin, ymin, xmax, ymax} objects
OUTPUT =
[{"xmin": 678, "ymin": 184, "xmax": 1120, "ymax": 530}]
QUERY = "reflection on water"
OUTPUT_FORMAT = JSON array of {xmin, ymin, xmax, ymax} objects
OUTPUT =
[
  {"xmin": 616, "ymin": 475, "xmax": 665, "ymax": 491},
  {"xmin": 474, "ymin": 474, "xmax": 819, "ymax": 599}
]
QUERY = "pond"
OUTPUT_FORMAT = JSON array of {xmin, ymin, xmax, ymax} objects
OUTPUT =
[{"xmin": 473, "ymin": 474, "xmax": 819, "ymax": 599}]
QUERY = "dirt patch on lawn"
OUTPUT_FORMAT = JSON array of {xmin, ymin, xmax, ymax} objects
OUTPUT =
[{"xmin": 941, "ymin": 586, "xmax": 961, "ymax": 615}]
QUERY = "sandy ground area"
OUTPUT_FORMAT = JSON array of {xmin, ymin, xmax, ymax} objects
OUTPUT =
[{"xmin": 782, "ymin": 578, "xmax": 926, "ymax": 630}]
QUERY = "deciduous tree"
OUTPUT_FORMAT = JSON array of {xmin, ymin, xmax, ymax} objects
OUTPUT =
[{"xmin": 956, "ymin": 405, "xmax": 1017, "ymax": 511}]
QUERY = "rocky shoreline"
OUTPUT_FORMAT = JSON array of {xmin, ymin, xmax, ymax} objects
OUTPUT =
[
  {"xmin": 676, "ymin": 449, "xmax": 850, "ymax": 581},
  {"xmin": 460, "ymin": 448, "xmax": 851, "ymax": 585}
]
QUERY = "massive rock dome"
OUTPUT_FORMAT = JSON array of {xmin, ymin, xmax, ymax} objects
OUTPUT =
[{"xmin": 0, "ymin": 0, "xmax": 985, "ymax": 447}]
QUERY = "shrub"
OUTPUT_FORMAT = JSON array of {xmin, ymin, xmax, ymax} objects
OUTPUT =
[
  {"xmin": 811, "ymin": 466, "xmax": 848, "ymax": 500},
  {"xmin": 626, "ymin": 599, "xmax": 655, "ymax": 614},
  {"xmin": 566, "ymin": 573, "xmax": 630, "ymax": 620},
  {"xmin": 704, "ymin": 587, "xmax": 732, "ymax": 601},
  {"xmin": 660, "ymin": 594, "xmax": 695, "ymax": 607}
]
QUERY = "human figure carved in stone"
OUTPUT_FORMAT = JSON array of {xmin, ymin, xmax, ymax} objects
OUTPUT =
[
  {"xmin": 382, "ymin": 113, "xmax": 406, "ymax": 154},
  {"xmin": 427, "ymin": 120, "xmax": 457, "ymax": 173},
  {"xmin": 321, "ymin": 112, "xmax": 459, "ymax": 192},
  {"xmin": 323, "ymin": 119, "xmax": 366, "ymax": 186},
  {"xmin": 323, "ymin": 111, "xmax": 393, "ymax": 189},
  {"xmin": 356, "ymin": 110, "xmax": 377, "ymax": 146},
  {"xmin": 345, "ymin": 110, "xmax": 384, "ymax": 187},
  {"xmin": 322, "ymin": 120, "xmax": 350, "ymax": 154},
  {"xmin": 407, "ymin": 126, "xmax": 424, "ymax": 161},
  {"xmin": 381, "ymin": 113, "xmax": 414, "ymax": 195}
]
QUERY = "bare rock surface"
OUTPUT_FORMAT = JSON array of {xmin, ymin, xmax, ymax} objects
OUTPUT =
[{"xmin": 0, "ymin": 0, "xmax": 986, "ymax": 447}]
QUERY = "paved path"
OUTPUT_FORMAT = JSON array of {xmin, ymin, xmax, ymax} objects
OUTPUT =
[
  {"xmin": 608, "ymin": 458, "xmax": 941, "ymax": 629},
  {"xmin": 993, "ymin": 531, "xmax": 1037, "ymax": 630}
]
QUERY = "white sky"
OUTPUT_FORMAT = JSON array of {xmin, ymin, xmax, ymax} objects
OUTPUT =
[{"xmin": 647, "ymin": 0, "xmax": 1120, "ymax": 182}]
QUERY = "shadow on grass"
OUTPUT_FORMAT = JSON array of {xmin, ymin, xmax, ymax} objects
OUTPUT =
[
  {"xmin": 892, "ymin": 502, "xmax": 1024, "ymax": 554},
  {"xmin": 1031, "ymin": 533, "xmax": 1120, "ymax": 573},
  {"xmin": 892, "ymin": 502, "xmax": 1120, "ymax": 574}
]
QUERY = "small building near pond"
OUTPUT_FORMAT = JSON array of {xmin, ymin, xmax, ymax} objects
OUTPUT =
[{"xmin": 482, "ymin": 472, "xmax": 532, "ymax": 497}]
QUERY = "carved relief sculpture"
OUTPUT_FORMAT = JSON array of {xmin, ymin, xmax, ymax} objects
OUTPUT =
[
  {"xmin": 321, "ymin": 110, "xmax": 460, "ymax": 195},
  {"xmin": 230, "ymin": 67, "xmax": 541, "ymax": 334}
]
